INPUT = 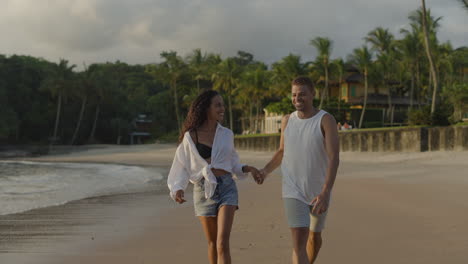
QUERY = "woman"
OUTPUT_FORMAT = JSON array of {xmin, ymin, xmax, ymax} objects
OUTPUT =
[{"xmin": 167, "ymin": 90, "xmax": 261, "ymax": 264}]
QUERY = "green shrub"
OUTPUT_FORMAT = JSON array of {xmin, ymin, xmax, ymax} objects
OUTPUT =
[
  {"xmin": 408, "ymin": 107, "xmax": 431, "ymax": 126},
  {"xmin": 156, "ymin": 131, "xmax": 179, "ymax": 143},
  {"xmin": 265, "ymin": 97, "xmax": 294, "ymax": 114},
  {"xmin": 431, "ymin": 102, "xmax": 452, "ymax": 126},
  {"xmin": 407, "ymin": 104, "xmax": 452, "ymax": 126},
  {"xmin": 363, "ymin": 121, "xmax": 383, "ymax": 128}
]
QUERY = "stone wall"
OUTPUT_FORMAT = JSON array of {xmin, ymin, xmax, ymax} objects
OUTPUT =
[
  {"xmin": 234, "ymin": 126, "xmax": 468, "ymax": 152},
  {"xmin": 427, "ymin": 126, "xmax": 468, "ymax": 151}
]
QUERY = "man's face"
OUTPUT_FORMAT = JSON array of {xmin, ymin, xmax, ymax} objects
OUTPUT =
[{"xmin": 291, "ymin": 85, "xmax": 314, "ymax": 111}]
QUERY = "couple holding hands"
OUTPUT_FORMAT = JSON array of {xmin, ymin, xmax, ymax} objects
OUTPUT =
[{"xmin": 167, "ymin": 77, "xmax": 340, "ymax": 264}]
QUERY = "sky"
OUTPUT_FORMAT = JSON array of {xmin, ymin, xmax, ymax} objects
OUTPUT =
[{"xmin": 1, "ymin": 0, "xmax": 467, "ymax": 68}]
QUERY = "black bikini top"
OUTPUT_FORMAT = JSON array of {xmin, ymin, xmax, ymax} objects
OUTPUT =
[{"xmin": 194, "ymin": 129, "xmax": 212, "ymax": 159}]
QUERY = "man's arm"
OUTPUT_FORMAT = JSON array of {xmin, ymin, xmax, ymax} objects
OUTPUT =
[
  {"xmin": 311, "ymin": 113, "xmax": 340, "ymax": 214},
  {"xmin": 261, "ymin": 114, "xmax": 290, "ymax": 176},
  {"xmin": 321, "ymin": 114, "xmax": 340, "ymax": 193}
]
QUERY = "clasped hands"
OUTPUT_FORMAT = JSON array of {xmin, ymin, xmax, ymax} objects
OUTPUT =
[
  {"xmin": 243, "ymin": 166, "xmax": 268, "ymax": 185},
  {"xmin": 174, "ymin": 166, "xmax": 268, "ymax": 204}
]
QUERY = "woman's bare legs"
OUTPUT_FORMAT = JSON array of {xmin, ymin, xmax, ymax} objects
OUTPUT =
[
  {"xmin": 199, "ymin": 216, "xmax": 218, "ymax": 264},
  {"xmin": 198, "ymin": 205, "xmax": 236, "ymax": 264},
  {"xmin": 216, "ymin": 205, "xmax": 236, "ymax": 264}
]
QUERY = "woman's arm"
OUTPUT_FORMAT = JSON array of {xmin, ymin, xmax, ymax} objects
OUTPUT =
[
  {"xmin": 167, "ymin": 144, "xmax": 191, "ymax": 203},
  {"xmin": 230, "ymin": 132, "xmax": 262, "ymax": 183}
]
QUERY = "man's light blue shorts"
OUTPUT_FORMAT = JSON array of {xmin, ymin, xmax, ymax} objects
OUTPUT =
[{"xmin": 283, "ymin": 198, "xmax": 328, "ymax": 232}]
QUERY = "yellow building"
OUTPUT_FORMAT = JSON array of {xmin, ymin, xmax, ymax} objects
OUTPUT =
[{"xmin": 328, "ymin": 67, "xmax": 411, "ymax": 110}]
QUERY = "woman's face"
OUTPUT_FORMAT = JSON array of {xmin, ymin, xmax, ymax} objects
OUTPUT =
[{"xmin": 207, "ymin": 95, "xmax": 225, "ymax": 122}]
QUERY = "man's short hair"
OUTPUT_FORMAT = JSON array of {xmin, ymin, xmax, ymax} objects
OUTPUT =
[{"xmin": 291, "ymin": 76, "xmax": 314, "ymax": 91}]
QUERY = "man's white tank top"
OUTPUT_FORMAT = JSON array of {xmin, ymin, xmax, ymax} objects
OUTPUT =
[{"xmin": 281, "ymin": 110, "xmax": 329, "ymax": 204}]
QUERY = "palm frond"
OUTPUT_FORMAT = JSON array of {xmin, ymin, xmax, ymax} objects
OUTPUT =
[{"xmin": 458, "ymin": 0, "xmax": 468, "ymax": 11}]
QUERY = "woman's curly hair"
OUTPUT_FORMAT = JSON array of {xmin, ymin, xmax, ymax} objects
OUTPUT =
[{"xmin": 178, "ymin": 90, "xmax": 220, "ymax": 143}]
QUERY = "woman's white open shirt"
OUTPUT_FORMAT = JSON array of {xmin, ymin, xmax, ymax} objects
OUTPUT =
[{"xmin": 167, "ymin": 124, "xmax": 248, "ymax": 200}]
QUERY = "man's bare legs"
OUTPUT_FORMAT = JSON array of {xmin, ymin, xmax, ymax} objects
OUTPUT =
[
  {"xmin": 290, "ymin": 227, "xmax": 310, "ymax": 264},
  {"xmin": 306, "ymin": 231, "xmax": 322, "ymax": 263}
]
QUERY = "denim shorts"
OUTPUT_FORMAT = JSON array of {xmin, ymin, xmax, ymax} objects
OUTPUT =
[
  {"xmin": 283, "ymin": 198, "xmax": 328, "ymax": 232},
  {"xmin": 193, "ymin": 173, "xmax": 239, "ymax": 217}
]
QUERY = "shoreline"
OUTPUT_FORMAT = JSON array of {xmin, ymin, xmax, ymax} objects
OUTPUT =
[
  {"xmin": 1, "ymin": 145, "xmax": 467, "ymax": 263},
  {"xmin": 0, "ymin": 191, "xmax": 177, "ymax": 264},
  {"xmin": 0, "ymin": 156, "xmax": 170, "ymax": 217}
]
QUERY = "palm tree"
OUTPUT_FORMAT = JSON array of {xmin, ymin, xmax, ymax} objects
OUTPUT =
[
  {"xmin": 159, "ymin": 51, "xmax": 186, "ymax": 134},
  {"xmin": 442, "ymin": 83, "xmax": 468, "ymax": 121},
  {"xmin": 349, "ymin": 46, "xmax": 373, "ymax": 129},
  {"xmin": 400, "ymin": 21, "xmax": 430, "ymax": 107},
  {"xmin": 365, "ymin": 27, "xmax": 394, "ymax": 54},
  {"xmin": 421, "ymin": 0, "xmax": 439, "ymax": 114},
  {"xmin": 70, "ymin": 64, "xmax": 95, "ymax": 145},
  {"xmin": 212, "ymin": 58, "xmax": 241, "ymax": 130},
  {"xmin": 397, "ymin": 33, "xmax": 421, "ymax": 109},
  {"xmin": 436, "ymin": 42, "xmax": 455, "ymax": 92},
  {"xmin": 205, "ymin": 53, "xmax": 222, "ymax": 87},
  {"xmin": 331, "ymin": 58, "xmax": 345, "ymax": 115},
  {"xmin": 88, "ymin": 63, "xmax": 120, "ymax": 143},
  {"xmin": 187, "ymin": 48, "xmax": 207, "ymax": 94},
  {"xmin": 451, "ymin": 47, "xmax": 468, "ymax": 83},
  {"xmin": 40, "ymin": 59, "xmax": 76, "ymax": 145},
  {"xmin": 310, "ymin": 37, "xmax": 333, "ymax": 109},
  {"xmin": 459, "ymin": 0, "xmax": 468, "ymax": 11},
  {"xmin": 271, "ymin": 54, "xmax": 307, "ymax": 97},
  {"xmin": 365, "ymin": 27, "xmax": 395, "ymax": 121},
  {"xmin": 236, "ymin": 63, "xmax": 270, "ymax": 132},
  {"xmin": 409, "ymin": 0, "xmax": 441, "ymax": 114}
]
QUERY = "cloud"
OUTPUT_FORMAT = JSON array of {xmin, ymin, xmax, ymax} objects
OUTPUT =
[{"xmin": 0, "ymin": 0, "xmax": 466, "ymax": 67}]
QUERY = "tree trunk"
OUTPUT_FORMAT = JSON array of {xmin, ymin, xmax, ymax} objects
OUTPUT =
[
  {"xmin": 387, "ymin": 90, "xmax": 393, "ymax": 126},
  {"xmin": 325, "ymin": 63, "xmax": 329, "ymax": 104},
  {"xmin": 319, "ymin": 87, "xmax": 325, "ymax": 109},
  {"xmin": 416, "ymin": 60, "xmax": 421, "ymax": 107},
  {"xmin": 428, "ymin": 70, "xmax": 432, "ymax": 104},
  {"xmin": 15, "ymin": 122, "xmax": 20, "ymax": 141},
  {"xmin": 385, "ymin": 72, "xmax": 393, "ymax": 124},
  {"xmin": 52, "ymin": 94, "xmax": 62, "ymax": 145},
  {"xmin": 338, "ymin": 73, "xmax": 343, "ymax": 121},
  {"xmin": 359, "ymin": 70, "xmax": 368, "ymax": 129},
  {"xmin": 173, "ymin": 79, "xmax": 181, "ymax": 134},
  {"xmin": 249, "ymin": 102, "xmax": 253, "ymax": 132},
  {"xmin": 390, "ymin": 105, "xmax": 395, "ymax": 126},
  {"xmin": 228, "ymin": 94, "xmax": 233, "ymax": 130},
  {"xmin": 240, "ymin": 117, "xmax": 245, "ymax": 134},
  {"xmin": 463, "ymin": 66, "xmax": 467, "ymax": 83},
  {"xmin": 410, "ymin": 70, "xmax": 415, "ymax": 109},
  {"xmin": 421, "ymin": 0, "xmax": 439, "ymax": 114},
  {"xmin": 319, "ymin": 64, "xmax": 328, "ymax": 109},
  {"xmin": 70, "ymin": 96, "xmax": 87, "ymax": 145},
  {"xmin": 255, "ymin": 102, "xmax": 261, "ymax": 133},
  {"xmin": 89, "ymin": 104, "xmax": 100, "ymax": 143}
]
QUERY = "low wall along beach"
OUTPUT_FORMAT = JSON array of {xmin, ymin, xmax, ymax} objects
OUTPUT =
[{"xmin": 234, "ymin": 126, "xmax": 468, "ymax": 152}]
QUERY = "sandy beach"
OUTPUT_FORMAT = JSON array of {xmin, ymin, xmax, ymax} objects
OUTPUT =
[{"xmin": 1, "ymin": 145, "xmax": 467, "ymax": 264}]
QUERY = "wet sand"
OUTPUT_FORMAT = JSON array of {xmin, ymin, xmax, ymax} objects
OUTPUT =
[{"xmin": 1, "ymin": 145, "xmax": 467, "ymax": 263}]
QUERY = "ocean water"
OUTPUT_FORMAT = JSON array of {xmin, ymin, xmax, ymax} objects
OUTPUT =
[{"xmin": 0, "ymin": 160, "xmax": 166, "ymax": 216}]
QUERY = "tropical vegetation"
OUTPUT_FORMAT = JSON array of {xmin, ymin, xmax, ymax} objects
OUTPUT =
[{"xmin": 0, "ymin": 5, "xmax": 466, "ymax": 144}]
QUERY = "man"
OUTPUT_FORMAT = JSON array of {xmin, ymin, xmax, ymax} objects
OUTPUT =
[{"xmin": 260, "ymin": 76, "xmax": 340, "ymax": 264}]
